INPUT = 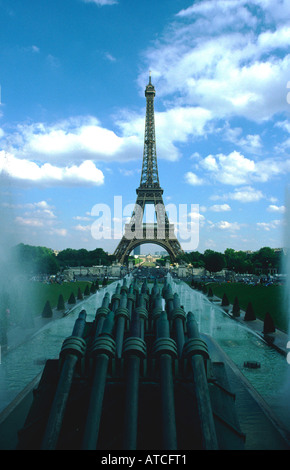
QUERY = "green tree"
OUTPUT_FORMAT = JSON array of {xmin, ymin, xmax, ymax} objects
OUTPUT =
[
  {"xmin": 204, "ymin": 250, "xmax": 226, "ymax": 273},
  {"xmin": 224, "ymin": 249, "xmax": 236, "ymax": 270},
  {"xmin": 12, "ymin": 243, "xmax": 59, "ymax": 275},
  {"xmin": 156, "ymin": 258, "xmax": 166, "ymax": 266},
  {"xmin": 224, "ymin": 249, "xmax": 252, "ymax": 273},
  {"xmin": 251, "ymin": 247, "xmax": 279, "ymax": 274},
  {"xmin": 181, "ymin": 251, "xmax": 205, "ymax": 268},
  {"xmin": 57, "ymin": 247, "xmax": 114, "ymax": 268}
]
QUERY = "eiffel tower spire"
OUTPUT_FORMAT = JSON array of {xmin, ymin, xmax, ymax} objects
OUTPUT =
[
  {"xmin": 139, "ymin": 72, "xmax": 160, "ymax": 188},
  {"xmin": 114, "ymin": 74, "xmax": 184, "ymax": 264}
]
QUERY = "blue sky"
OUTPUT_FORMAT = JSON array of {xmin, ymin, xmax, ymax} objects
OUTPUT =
[{"xmin": 0, "ymin": 0, "xmax": 289, "ymax": 255}]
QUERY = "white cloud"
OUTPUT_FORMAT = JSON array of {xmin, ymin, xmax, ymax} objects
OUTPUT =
[
  {"xmin": 118, "ymin": 106, "xmax": 212, "ymax": 162},
  {"xmin": 15, "ymin": 117, "xmax": 126, "ymax": 162},
  {"xmin": 81, "ymin": 0, "xmax": 118, "ymax": 5},
  {"xmin": 73, "ymin": 215, "xmax": 91, "ymax": 221},
  {"xmin": 49, "ymin": 228, "xmax": 68, "ymax": 237},
  {"xmin": 209, "ymin": 204, "xmax": 231, "ymax": 212},
  {"xmin": 209, "ymin": 220, "xmax": 241, "ymax": 231},
  {"xmin": 185, "ymin": 171, "xmax": 204, "ymax": 186},
  {"xmin": 200, "ymin": 151, "xmax": 256, "ymax": 185},
  {"xmin": 201, "ymin": 155, "xmax": 218, "ymax": 172},
  {"xmin": 267, "ymin": 204, "xmax": 285, "ymax": 213},
  {"xmin": 15, "ymin": 217, "xmax": 44, "ymax": 227},
  {"xmin": 74, "ymin": 224, "xmax": 92, "ymax": 232},
  {"xmin": 0, "ymin": 151, "xmax": 104, "ymax": 186},
  {"xmin": 2, "ymin": 107, "xmax": 212, "ymax": 169},
  {"xmin": 2, "ymin": 200, "xmax": 54, "ymax": 212},
  {"xmin": 188, "ymin": 211, "xmax": 205, "ymax": 224},
  {"xmin": 210, "ymin": 186, "xmax": 265, "ymax": 203},
  {"xmin": 12, "ymin": 200, "xmax": 60, "ymax": 233},
  {"xmin": 46, "ymin": 54, "xmax": 60, "ymax": 69},
  {"xmin": 140, "ymin": 0, "xmax": 290, "ymax": 121},
  {"xmin": 257, "ymin": 219, "xmax": 282, "ymax": 231},
  {"xmin": 105, "ymin": 52, "xmax": 117, "ymax": 62},
  {"xmin": 276, "ymin": 120, "xmax": 290, "ymax": 133},
  {"xmin": 7, "ymin": 198, "xmax": 71, "ymax": 241},
  {"xmin": 257, "ymin": 25, "xmax": 290, "ymax": 50},
  {"xmin": 229, "ymin": 186, "xmax": 264, "ymax": 203},
  {"xmin": 221, "ymin": 124, "xmax": 263, "ymax": 153},
  {"xmin": 197, "ymin": 150, "xmax": 290, "ymax": 186}
]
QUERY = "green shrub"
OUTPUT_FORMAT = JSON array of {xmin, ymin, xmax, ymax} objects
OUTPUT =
[
  {"xmin": 68, "ymin": 292, "xmax": 76, "ymax": 305},
  {"xmin": 42, "ymin": 300, "xmax": 53, "ymax": 318}
]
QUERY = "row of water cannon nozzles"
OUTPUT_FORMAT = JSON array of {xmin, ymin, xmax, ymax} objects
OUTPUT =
[
  {"xmin": 62, "ymin": 277, "xmax": 209, "ymax": 365},
  {"xmin": 89, "ymin": 277, "xmax": 178, "ymax": 338}
]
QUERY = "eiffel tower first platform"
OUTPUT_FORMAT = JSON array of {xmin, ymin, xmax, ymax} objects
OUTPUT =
[{"xmin": 114, "ymin": 74, "xmax": 184, "ymax": 264}]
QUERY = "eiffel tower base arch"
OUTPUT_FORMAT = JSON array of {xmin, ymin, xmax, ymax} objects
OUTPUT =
[{"xmin": 114, "ymin": 236, "xmax": 182, "ymax": 265}]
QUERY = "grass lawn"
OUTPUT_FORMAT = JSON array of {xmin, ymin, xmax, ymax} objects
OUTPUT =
[
  {"xmin": 31, "ymin": 281, "xmax": 92, "ymax": 317},
  {"xmin": 207, "ymin": 282, "xmax": 287, "ymax": 333}
]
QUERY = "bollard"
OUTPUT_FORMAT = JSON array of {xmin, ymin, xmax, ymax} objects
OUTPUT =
[
  {"xmin": 41, "ymin": 310, "xmax": 87, "ymax": 450},
  {"xmin": 183, "ymin": 312, "xmax": 218, "ymax": 450}
]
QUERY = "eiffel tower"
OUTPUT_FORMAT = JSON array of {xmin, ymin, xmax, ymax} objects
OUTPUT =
[{"xmin": 114, "ymin": 74, "xmax": 184, "ymax": 264}]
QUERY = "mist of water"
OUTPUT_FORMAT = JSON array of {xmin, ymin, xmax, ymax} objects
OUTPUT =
[
  {"xmin": 0, "ymin": 195, "xmax": 37, "ymax": 356},
  {"xmin": 263, "ymin": 186, "xmax": 290, "ymax": 431}
]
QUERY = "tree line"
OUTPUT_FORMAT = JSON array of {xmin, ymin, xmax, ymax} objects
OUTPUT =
[
  {"xmin": 180, "ymin": 247, "xmax": 285, "ymax": 275},
  {"xmin": 10, "ymin": 243, "xmax": 285, "ymax": 276},
  {"xmin": 11, "ymin": 244, "xmax": 116, "ymax": 276}
]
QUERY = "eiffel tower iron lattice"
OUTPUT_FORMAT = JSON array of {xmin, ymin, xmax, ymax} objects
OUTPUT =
[{"xmin": 114, "ymin": 74, "xmax": 184, "ymax": 264}]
